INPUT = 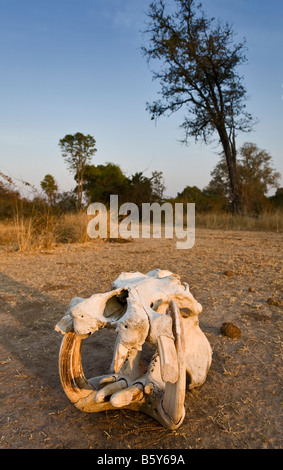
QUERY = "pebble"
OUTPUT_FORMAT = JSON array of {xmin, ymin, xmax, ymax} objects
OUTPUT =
[
  {"xmin": 220, "ymin": 322, "xmax": 241, "ymax": 339},
  {"xmin": 223, "ymin": 270, "xmax": 235, "ymax": 277}
]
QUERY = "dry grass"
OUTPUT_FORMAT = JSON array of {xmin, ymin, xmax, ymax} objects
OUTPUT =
[
  {"xmin": 0, "ymin": 211, "xmax": 91, "ymax": 252},
  {"xmin": 195, "ymin": 210, "xmax": 283, "ymax": 232},
  {"xmin": 0, "ymin": 222, "xmax": 18, "ymax": 247},
  {"xmin": 53, "ymin": 212, "xmax": 89, "ymax": 244},
  {"xmin": 0, "ymin": 209, "xmax": 282, "ymax": 252}
]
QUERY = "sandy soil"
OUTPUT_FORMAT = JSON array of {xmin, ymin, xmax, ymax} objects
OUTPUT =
[{"xmin": 0, "ymin": 228, "xmax": 282, "ymax": 449}]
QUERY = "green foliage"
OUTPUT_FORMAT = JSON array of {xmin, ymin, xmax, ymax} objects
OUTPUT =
[
  {"xmin": 59, "ymin": 133, "xmax": 97, "ymax": 172},
  {"xmin": 238, "ymin": 143, "xmax": 280, "ymax": 213},
  {"xmin": 82, "ymin": 163, "xmax": 129, "ymax": 205},
  {"xmin": 151, "ymin": 170, "xmax": 166, "ymax": 201},
  {"xmin": 81, "ymin": 164, "xmax": 165, "ymax": 209},
  {"xmin": 269, "ymin": 188, "xmax": 283, "ymax": 208},
  {"xmin": 40, "ymin": 174, "xmax": 58, "ymax": 206},
  {"xmin": 173, "ymin": 142, "xmax": 281, "ymax": 214},
  {"xmin": 56, "ymin": 191, "xmax": 78, "ymax": 212},
  {"xmin": 59, "ymin": 132, "xmax": 97, "ymax": 207},
  {"xmin": 128, "ymin": 172, "xmax": 154, "ymax": 209},
  {"xmin": 175, "ymin": 184, "xmax": 229, "ymax": 212},
  {"xmin": 176, "ymin": 185, "xmax": 206, "ymax": 207},
  {"xmin": 208, "ymin": 143, "xmax": 281, "ymax": 214}
]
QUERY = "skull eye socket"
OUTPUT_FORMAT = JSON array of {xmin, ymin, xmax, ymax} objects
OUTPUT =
[
  {"xmin": 180, "ymin": 307, "xmax": 193, "ymax": 317},
  {"xmin": 103, "ymin": 289, "xmax": 128, "ymax": 321}
]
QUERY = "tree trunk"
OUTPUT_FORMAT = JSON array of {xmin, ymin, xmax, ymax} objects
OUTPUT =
[
  {"xmin": 76, "ymin": 170, "xmax": 83, "ymax": 209},
  {"xmin": 217, "ymin": 126, "xmax": 241, "ymax": 214}
]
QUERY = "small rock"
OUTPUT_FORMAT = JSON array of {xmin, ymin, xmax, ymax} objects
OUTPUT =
[
  {"xmin": 223, "ymin": 270, "xmax": 235, "ymax": 277},
  {"xmin": 249, "ymin": 287, "xmax": 256, "ymax": 292},
  {"xmin": 220, "ymin": 322, "xmax": 241, "ymax": 339}
]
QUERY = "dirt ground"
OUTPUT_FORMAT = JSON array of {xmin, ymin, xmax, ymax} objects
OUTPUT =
[{"xmin": 0, "ymin": 228, "xmax": 282, "ymax": 449}]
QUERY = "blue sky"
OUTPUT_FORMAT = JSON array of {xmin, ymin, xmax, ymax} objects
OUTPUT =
[{"xmin": 0, "ymin": 0, "xmax": 282, "ymax": 198}]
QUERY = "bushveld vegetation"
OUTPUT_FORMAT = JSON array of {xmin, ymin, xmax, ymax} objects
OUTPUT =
[
  {"xmin": 2, "ymin": 0, "xmax": 281, "ymax": 252},
  {"xmin": 1, "ymin": 2, "xmax": 282, "ymax": 252},
  {"xmin": 0, "ymin": 140, "xmax": 282, "ymax": 253}
]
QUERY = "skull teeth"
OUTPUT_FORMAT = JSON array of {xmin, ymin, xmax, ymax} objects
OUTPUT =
[
  {"xmin": 99, "ymin": 376, "xmax": 117, "ymax": 385},
  {"xmin": 94, "ymin": 379, "xmax": 127, "ymax": 403},
  {"xmin": 113, "ymin": 342, "xmax": 129, "ymax": 373},
  {"xmin": 110, "ymin": 384, "xmax": 144, "ymax": 408}
]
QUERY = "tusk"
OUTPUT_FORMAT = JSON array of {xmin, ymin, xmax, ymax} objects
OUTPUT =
[
  {"xmin": 162, "ymin": 301, "xmax": 186, "ymax": 426},
  {"xmin": 157, "ymin": 335, "xmax": 179, "ymax": 383},
  {"xmin": 113, "ymin": 342, "xmax": 129, "ymax": 373},
  {"xmin": 59, "ymin": 332, "xmax": 95, "ymax": 404},
  {"xmin": 94, "ymin": 379, "xmax": 127, "ymax": 403},
  {"xmin": 59, "ymin": 332, "xmax": 122, "ymax": 413},
  {"xmin": 110, "ymin": 384, "xmax": 144, "ymax": 408}
]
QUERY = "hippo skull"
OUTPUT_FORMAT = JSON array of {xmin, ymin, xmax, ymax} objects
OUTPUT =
[{"xmin": 55, "ymin": 269, "xmax": 212, "ymax": 429}]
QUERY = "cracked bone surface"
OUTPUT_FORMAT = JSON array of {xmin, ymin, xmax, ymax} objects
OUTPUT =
[{"xmin": 55, "ymin": 269, "xmax": 212, "ymax": 429}]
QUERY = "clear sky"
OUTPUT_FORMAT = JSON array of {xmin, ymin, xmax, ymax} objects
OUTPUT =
[{"xmin": 0, "ymin": 0, "xmax": 282, "ymax": 198}]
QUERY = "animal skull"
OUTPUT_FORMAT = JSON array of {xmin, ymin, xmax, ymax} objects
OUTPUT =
[{"xmin": 55, "ymin": 269, "xmax": 212, "ymax": 429}]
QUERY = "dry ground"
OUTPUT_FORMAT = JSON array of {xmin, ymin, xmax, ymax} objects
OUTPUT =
[{"xmin": 0, "ymin": 228, "xmax": 282, "ymax": 449}]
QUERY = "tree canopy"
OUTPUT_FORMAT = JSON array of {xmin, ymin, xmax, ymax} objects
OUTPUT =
[
  {"xmin": 207, "ymin": 143, "xmax": 281, "ymax": 214},
  {"xmin": 82, "ymin": 163, "xmax": 166, "ymax": 209},
  {"xmin": 142, "ymin": 0, "xmax": 255, "ymax": 213},
  {"xmin": 40, "ymin": 174, "xmax": 58, "ymax": 206},
  {"xmin": 59, "ymin": 132, "xmax": 97, "ymax": 207},
  {"xmin": 82, "ymin": 163, "xmax": 129, "ymax": 205}
]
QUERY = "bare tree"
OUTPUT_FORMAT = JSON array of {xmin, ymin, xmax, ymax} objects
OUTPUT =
[{"xmin": 142, "ymin": 0, "xmax": 255, "ymax": 213}]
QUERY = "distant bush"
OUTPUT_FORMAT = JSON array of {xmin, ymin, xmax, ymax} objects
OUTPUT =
[{"xmin": 268, "ymin": 188, "xmax": 283, "ymax": 209}]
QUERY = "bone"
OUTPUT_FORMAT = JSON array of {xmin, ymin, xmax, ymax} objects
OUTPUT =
[
  {"xmin": 55, "ymin": 314, "xmax": 73, "ymax": 335},
  {"xmin": 144, "ymin": 383, "xmax": 154, "ymax": 395},
  {"xmin": 113, "ymin": 342, "xmax": 129, "ymax": 373},
  {"xmin": 56, "ymin": 269, "xmax": 212, "ymax": 430},
  {"xmin": 94, "ymin": 379, "xmax": 127, "ymax": 403},
  {"xmin": 110, "ymin": 384, "xmax": 143, "ymax": 407},
  {"xmin": 162, "ymin": 301, "xmax": 186, "ymax": 425},
  {"xmin": 157, "ymin": 335, "xmax": 179, "ymax": 383},
  {"xmin": 99, "ymin": 376, "xmax": 117, "ymax": 385}
]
